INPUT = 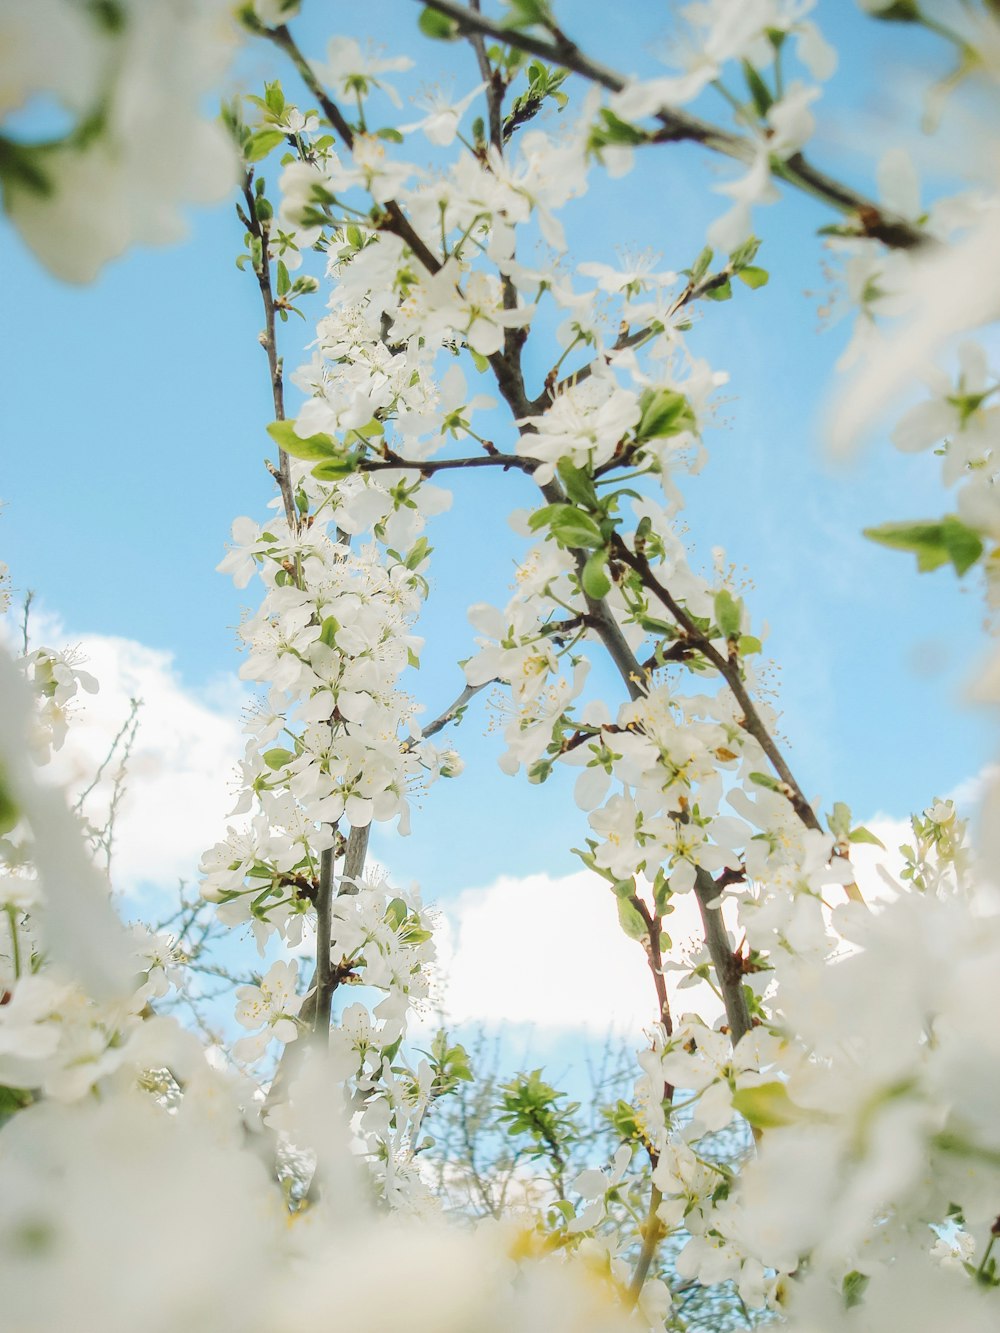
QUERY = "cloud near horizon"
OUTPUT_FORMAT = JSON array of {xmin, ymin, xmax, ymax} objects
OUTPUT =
[{"xmin": 6, "ymin": 613, "xmax": 986, "ymax": 1036}]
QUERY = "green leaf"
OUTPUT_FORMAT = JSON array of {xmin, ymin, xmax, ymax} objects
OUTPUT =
[
  {"xmin": 0, "ymin": 1085, "xmax": 33, "ymax": 1128},
  {"xmin": 245, "ymin": 130, "xmax": 286, "ymax": 163},
  {"xmin": 865, "ymin": 0, "xmax": 919, "ymax": 19},
  {"xmin": 731, "ymin": 1081, "xmax": 797, "ymax": 1128},
  {"xmin": 276, "ymin": 259, "xmax": 290, "ymax": 296},
  {"xmin": 635, "ymin": 388, "xmax": 695, "ymax": 442},
  {"xmin": 418, "ymin": 7, "xmax": 459, "ymax": 38},
  {"xmin": 263, "ymin": 747, "xmax": 295, "ymax": 770},
  {"xmin": 703, "ymin": 279, "xmax": 733, "ymax": 301},
  {"xmin": 590, "ymin": 108, "xmax": 648, "ymax": 149},
  {"xmin": 311, "ymin": 455, "xmax": 359, "ymax": 481},
  {"xmin": 469, "ymin": 347, "xmax": 489, "ymax": 372},
  {"xmin": 690, "ymin": 246, "xmax": 713, "ymax": 283},
  {"xmin": 713, "ymin": 589, "xmax": 742, "ymax": 639},
  {"xmin": 581, "ymin": 547, "xmax": 612, "ymax": 600},
  {"xmin": 266, "ymin": 419, "xmax": 339, "ymax": 461},
  {"xmin": 749, "ymin": 771, "xmax": 780, "ymax": 792},
  {"xmin": 0, "ymin": 766, "xmax": 18, "ymax": 836},
  {"xmin": 864, "ymin": 519, "xmax": 949, "ymax": 571},
  {"xmin": 742, "ymin": 60, "xmax": 773, "ymax": 116},
  {"xmin": 264, "ymin": 80, "xmax": 285, "ymax": 116},
  {"xmin": 556, "ymin": 458, "xmax": 599, "ymax": 509},
  {"xmin": 738, "ymin": 634, "xmax": 762, "ymax": 656},
  {"xmin": 616, "ymin": 896, "xmax": 648, "ymax": 942},
  {"xmin": 736, "ymin": 265, "xmax": 769, "ymax": 289},
  {"xmin": 828, "ymin": 801, "xmax": 852, "ymax": 839},
  {"xmin": 728, "ymin": 235, "xmax": 761, "ymax": 269},
  {"xmin": 502, "ymin": 0, "xmax": 553, "ymax": 30},
  {"xmin": 849, "ymin": 825, "xmax": 886, "ymax": 849},
  {"xmin": 546, "ymin": 506, "xmax": 605, "ymax": 550},
  {"xmin": 941, "ymin": 515, "xmax": 985, "ymax": 576},
  {"xmin": 527, "ymin": 503, "xmax": 564, "ymax": 532},
  {"xmin": 405, "ymin": 536, "xmax": 432, "ymax": 570},
  {"xmin": 318, "ymin": 616, "xmax": 339, "ymax": 648},
  {"xmin": 863, "ymin": 515, "xmax": 984, "ymax": 576},
  {"xmin": 842, "ymin": 1271, "xmax": 870, "ymax": 1310}
]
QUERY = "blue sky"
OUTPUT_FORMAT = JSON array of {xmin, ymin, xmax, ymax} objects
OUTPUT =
[{"xmin": 2, "ymin": 0, "xmax": 994, "ymax": 915}]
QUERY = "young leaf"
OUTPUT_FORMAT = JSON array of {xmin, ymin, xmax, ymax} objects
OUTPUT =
[
  {"xmin": 635, "ymin": 388, "xmax": 695, "ymax": 442},
  {"xmin": 849, "ymin": 825, "xmax": 886, "ymax": 849},
  {"xmin": 703, "ymin": 279, "xmax": 733, "ymax": 301},
  {"xmin": 714, "ymin": 589, "xmax": 742, "ymax": 639},
  {"xmin": 736, "ymin": 265, "xmax": 769, "ymax": 289},
  {"xmin": 842, "ymin": 1271, "xmax": 871, "ymax": 1310},
  {"xmin": 556, "ymin": 457, "xmax": 599, "ymax": 509},
  {"xmin": 941, "ymin": 514, "xmax": 985, "ymax": 576},
  {"xmin": 828, "ymin": 801, "xmax": 852, "ymax": 839},
  {"xmin": 864, "ymin": 516, "xmax": 983, "ymax": 576},
  {"xmin": 245, "ymin": 130, "xmax": 286, "ymax": 163},
  {"xmin": 266, "ymin": 419, "xmax": 339, "ymax": 461},
  {"xmin": 548, "ymin": 507, "xmax": 605, "ymax": 550},
  {"xmin": 418, "ymin": 6, "xmax": 459, "ymax": 38},
  {"xmin": 581, "ymin": 547, "xmax": 612, "ymax": 600},
  {"xmin": 616, "ymin": 896, "xmax": 648, "ymax": 941},
  {"xmin": 742, "ymin": 60, "xmax": 774, "ymax": 116},
  {"xmin": 311, "ymin": 456, "xmax": 359, "ymax": 481},
  {"xmin": 731, "ymin": 1081, "xmax": 797, "ymax": 1128}
]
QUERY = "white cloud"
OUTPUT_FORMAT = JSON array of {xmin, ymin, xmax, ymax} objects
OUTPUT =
[
  {"xmin": 430, "ymin": 772, "xmax": 994, "ymax": 1037},
  {"xmin": 434, "ymin": 869, "xmax": 714, "ymax": 1037},
  {"xmin": 30, "ymin": 618, "xmax": 246, "ymax": 899}
]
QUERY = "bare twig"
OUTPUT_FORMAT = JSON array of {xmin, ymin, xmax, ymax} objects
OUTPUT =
[
  {"xmin": 408, "ymin": 678, "xmax": 493, "ymax": 746},
  {"xmin": 20, "ymin": 590, "xmax": 34, "ymax": 656},
  {"xmin": 240, "ymin": 172, "xmax": 297, "ymax": 530},
  {"xmin": 359, "ymin": 452, "xmax": 537, "ymax": 477},
  {"xmin": 469, "ymin": 0, "xmax": 504, "ymax": 151}
]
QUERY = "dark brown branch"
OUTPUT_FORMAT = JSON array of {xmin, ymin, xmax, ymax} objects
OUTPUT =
[
  {"xmin": 416, "ymin": 0, "xmax": 928, "ymax": 251},
  {"xmin": 612, "ymin": 535, "xmax": 821, "ymax": 834},
  {"xmin": 359, "ymin": 451, "xmax": 536, "ymax": 477},
  {"xmin": 264, "ymin": 26, "xmax": 445, "ymax": 276},
  {"xmin": 629, "ymin": 894, "xmax": 674, "ymax": 1043},
  {"xmin": 313, "ymin": 843, "xmax": 335, "ymax": 1039},
  {"xmin": 268, "ymin": 25, "xmax": 357, "ymax": 149}
]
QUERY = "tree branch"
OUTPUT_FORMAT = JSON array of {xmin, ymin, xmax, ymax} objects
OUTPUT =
[
  {"xmin": 409, "ymin": 678, "xmax": 493, "ymax": 745},
  {"xmin": 241, "ymin": 172, "xmax": 297, "ymax": 530},
  {"xmin": 416, "ymin": 0, "xmax": 928, "ymax": 250},
  {"xmin": 469, "ymin": 0, "xmax": 504, "ymax": 151},
  {"xmin": 312, "ymin": 843, "xmax": 335, "ymax": 1039},
  {"xmin": 359, "ymin": 451, "xmax": 537, "ymax": 477},
  {"xmin": 612, "ymin": 535, "xmax": 822, "ymax": 834}
]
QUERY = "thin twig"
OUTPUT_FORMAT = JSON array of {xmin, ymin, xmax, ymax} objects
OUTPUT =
[
  {"xmin": 469, "ymin": 0, "xmax": 503, "ymax": 151},
  {"xmin": 240, "ymin": 172, "xmax": 297, "ymax": 530},
  {"xmin": 359, "ymin": 452, "xmax": 537, "ymax": 477},
  {"xmin": 415, "ymin": 0, "xmax": 928, "ymax": 250},
  {"xmin": 408, "ymin": 679, "xmax": 493, "ymax": 746},
  {"xmin": 612, "ymin": 535, "xmax": 821, "ymax": 833}
]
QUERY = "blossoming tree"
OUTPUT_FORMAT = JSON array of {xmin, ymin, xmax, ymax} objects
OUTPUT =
[{"xmin": 2, "ymin": 2, "xmax": 1000, "ymax": 1330}]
